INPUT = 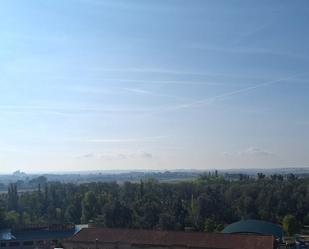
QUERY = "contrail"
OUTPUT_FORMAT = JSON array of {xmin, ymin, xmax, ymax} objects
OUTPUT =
[{"xmin": 157, "ymin": 73, "xmax": 305, "ymax": 113}]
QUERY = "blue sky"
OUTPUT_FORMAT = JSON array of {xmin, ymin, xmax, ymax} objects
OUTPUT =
[{"xmin": 0, "ymin": 0, "xmax": 309, "ymax": 173}]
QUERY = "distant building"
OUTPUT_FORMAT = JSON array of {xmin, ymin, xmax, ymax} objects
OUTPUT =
[
  {"xmin": 0, "ymin": 224, "xmax": 83, "ymax": 249},
  {"xmin": 222, "ymin": 219, "xmax": 284, "ymax": 242},
  {"xmin": 63, "ymin": 227, "xmax": 277, "ymax": 249}
]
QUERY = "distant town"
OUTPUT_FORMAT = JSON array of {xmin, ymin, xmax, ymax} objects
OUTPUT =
[{"xmin": 1, "ymin": 168, "xmax": 309, "ymax": 192}]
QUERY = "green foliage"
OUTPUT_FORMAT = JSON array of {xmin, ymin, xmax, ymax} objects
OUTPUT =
[
  {"xmin": 5, "ymin": 211, "xmax": 20, "ymax": 227},
  {"xmin": 7, "ymin": 183, "xmax": 18, "ymax": 211},
  {"xmin": 21, "ymin": 212, "xmax": 31, "ymax": 225},
  {"xmin": 103, "ymin": 200, "xmax": 132, "ymax": 228},
  {"xmin": 203, "ymin": 218, "xmax": 223, "ymax": 232},
  {"xmin": 204, "ymin": 218, "xmax": 216, "ymax": 232},
  {"xmin": 0, "ymin": 174, "xmax": 308, "ymax": 231},
  {"xmin": 0, "ymin": 198, "xmax": 7, "ymax": 228},
  {"xmin": 303, "ymin": 213, "xmax": 309, "ymax": 225},
  {"xmin": 81, "ymin": 191, "xmax": 99, "ymax": 223},
  {"xmin": 158, "ymin": 213, "xmax": 176, "ymax": 230},
  {"xmin": 64, "ymin": 194, "xmax": 82, "ymax": 224},
  {"xmin": 257, "ymin": 173, "xmax": 266, "ymax": 180},
  {"xmin": 283, "ymin": 214, "xmax": 299, "ymax": 236}
]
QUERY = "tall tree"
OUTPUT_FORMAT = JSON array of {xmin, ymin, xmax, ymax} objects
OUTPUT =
[
  {"xmin": 0, "ymin": 198, "xmax": 7, "ymax": 228},
  {"xmin": 81, "ymin": 191, "xmax": 98, "ymax": 223},
  {"xmin": 283, "ymin": 214, "xmax": 299, "ymax": 236},
  {"xmin": 7, "ymin": 183, "xmax": 18, "ymax": 211}
]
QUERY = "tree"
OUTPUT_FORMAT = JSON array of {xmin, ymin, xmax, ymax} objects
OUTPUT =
[
  {"xmin": 283, "ymin": 214, "xmax": 299, "ymax": 236},
  {"xmin": 7, "ymin": 183, "xmax": 18, "ymax": 211},
  {"xmin": 1, "ymin": 173, "xmax": 309, "ymax": 232},
  {"xmin": 204, "ymin": 218, "xmax": 216, "ymax": 232},
  {"xmin": 158, "ymin": 213, "xmax": 175, "ymax": 230},
  {"xmin": 142, "ymin": 200, "xmax": 160, "ymax": 229},
  {"xmin": 81, "ymin": 191, "xmax": 98, "ymax": 223},
  {"xmin": 257, "ymin": 173, "xmax": 266, "ymax": 180},
  {"xmin": 196, "ymin": 188, "xmax": 224, "ymax": 230},
  {"xmin": 187, "ymin": 195, "xmax": 198, "ymax": 227},
  {"xmin": 64, "ymin": 196, "xmax": 82, "ymax": 224},
  {"xmin": 21, "ymin": 212, "xmax": 31, "ymax": 225},
  {"xmin": 103, "ymin": 201, "xmax": 132, "ymax": 228},
  {"xmin": 5, "ymin": 211, "xmax": 20, "ymax": 227},
  {"xmin": 0, "ymin": 198, "xmax": 7, "ymax": 228},
  {"xmin": 303, "ymin": 213, "xmax": 309, "ymax": 225}
]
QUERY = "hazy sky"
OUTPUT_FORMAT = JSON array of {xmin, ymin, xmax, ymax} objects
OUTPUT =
[{"xmin": 0, "ymin": 0, "xmax": 309, "ymax": 173}]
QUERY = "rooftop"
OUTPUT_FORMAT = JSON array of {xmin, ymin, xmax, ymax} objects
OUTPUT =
[
  {"xmin": 67, "ymin": 227, "xmax": 275, "ymax": 249},
  {"xmin": 0, "ymin": 224, "xmax": 85, "ymax": 241},
  {"xmin": 222, "ymin": 219, "xmax": 283, "ymax": 240}
]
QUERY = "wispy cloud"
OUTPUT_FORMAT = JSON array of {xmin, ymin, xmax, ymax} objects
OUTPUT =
[
  {"xmin": 239, "ymin": 147, "xmax": 275, "ymax": 157},
  {"xmin": 53, "ymin": 76, "xmax": 230, "ymax": 86},
  {"xmin": 224, "ymin": 147, "xmax": 275, "ymax": 157},
  {"xmin": 0, "ymin": 105, "xmax": 155, "ymax": 115},
  {"xmin": 120, "ymin": 88, "xmax": 153, "ymax": 95},
  {"xmin": 187, "ymin": 43, "xmax": 308, "ymax": 61},
  {"xmin": 0, "ymin": 74, "xmax": 304, "ymax": 117},
  {"xmin": 80, "ymin": 153, "xmax": 96, "ymax": 158},
  {"xmin": 119, "ymin": 87, "xmax": 191, "ymax": 101},
  {"xmin": 231, "ymin": 24, "xmax": 270, "ymax": 46},
  {"xmin": 111, "ymin": 79, "xmax": 225, "ymax": 86},
  {"xmin": 72, "ymin": 0, "xmax": 163, "ymax": 11},
  {"xmin": 78, "ymin": 136, "xmax": 168, "ymax": 144},
  {"xmin": 60, "ymin": 85, "xmax": 115, "ymax": 94},
  {"xmin": 54, "ymin": 83, "xmax": 194, "ymax": 101},
  {"xmin": 79, "ymin": 151, "xmax": 153, "ymax": 160},
  {"xmin": 186, "ymin": 20, "xmax": 307, "ymax": 61},
  {"xmin": 157, "ymin": 73, "xmax": 304, "ymax": 113},
  {"xmin": 88, "ymin": 67, "xmax": 214, "ymax": 77}
]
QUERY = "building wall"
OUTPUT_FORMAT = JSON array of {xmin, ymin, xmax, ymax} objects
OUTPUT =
[
  {"xmin": 62, "ymin": 241, "xmax": 277, "ymax": 249},
  {"xmin": 62, "ymin": 241, "xmax": 216, "ymax": 249},
  {"xmin": 0, "ymin": 239, "xmax": 56, "ymax": 249}
]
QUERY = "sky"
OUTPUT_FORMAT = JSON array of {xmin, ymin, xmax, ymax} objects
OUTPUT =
[{"xmin": 0, "ymin": 0, "xmax": 309, "ymax": 173}]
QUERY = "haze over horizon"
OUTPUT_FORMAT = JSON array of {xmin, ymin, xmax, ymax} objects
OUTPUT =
[{"xmin": 0, "ymin": 0, "xmax": 309, "ymax": 173}]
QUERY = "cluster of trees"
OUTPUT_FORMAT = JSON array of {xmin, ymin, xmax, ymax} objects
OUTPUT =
[{"xmin": 0, "ymin": 173, "xmax": 308, "ymax": 235}]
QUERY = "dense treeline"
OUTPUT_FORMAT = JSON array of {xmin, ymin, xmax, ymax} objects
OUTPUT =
[{"xmin": 0, "ymin": 173, "xmax": 309, "ymax": 234}]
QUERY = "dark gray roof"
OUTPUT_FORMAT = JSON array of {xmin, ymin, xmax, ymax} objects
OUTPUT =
[
  {"xmin": 0, "ymin": 227, "xmax": 81, "ymax": 241},
  {"xmin": 12, "ymin": 229, "xmax": 76, "ymax": 241},
  {"xmin": 222, "ymin": 219, "xmax": 283, "ymax": 240}
]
